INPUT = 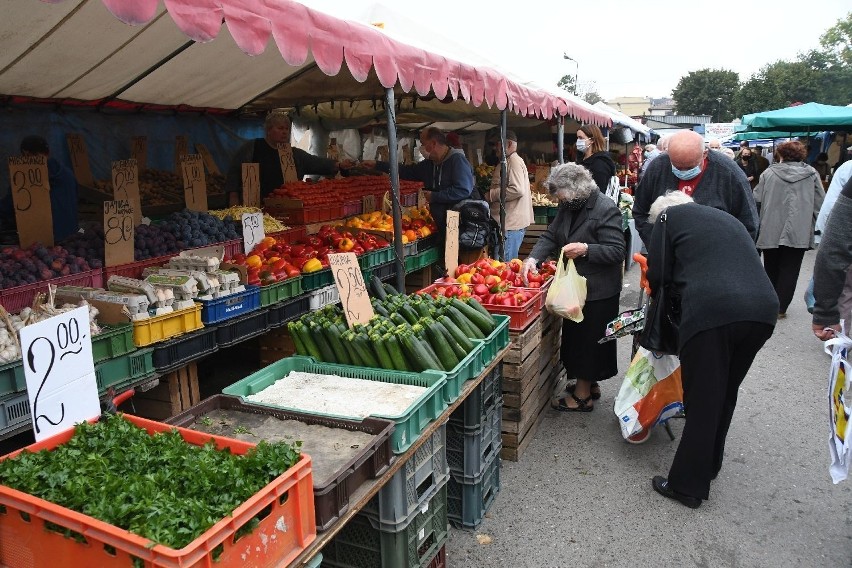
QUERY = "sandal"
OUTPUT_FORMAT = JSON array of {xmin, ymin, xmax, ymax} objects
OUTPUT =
[
  {"xmin": 565, "ymin": 381, "xmax": 601, "ymax": 400},
  {"xmin": 551, "ymin": 393, "xmax": 594, "ymax": 412}
]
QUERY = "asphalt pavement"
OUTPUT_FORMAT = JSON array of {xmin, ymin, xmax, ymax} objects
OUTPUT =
[{"xmin": 448, "ymin": 250, "xmax": 852, "ymax": 568}]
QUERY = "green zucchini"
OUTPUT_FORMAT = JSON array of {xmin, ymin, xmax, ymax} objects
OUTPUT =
[
  {"xmin": 369, "ymin": 333, "xmax": 395, "ymax": 370},
  {"xmin": 371, "ymin": 275, "xmax": 387, "ymax": 300},
  {"xmin": 401, "ymin": 332, "xmax": 441, "ymax": 371},
  {"xmin": 323, "ymin": 322, "xmax": 351, "ymax": 365},
  {"xmin": 446, "ymin": 305, "xmax": 484, "ymax": 339},
  {"xmin": 451, "ymin": 298, "xmax": 495, "ymax": 334},
  {"xmin": 436, "ymin": 314, "xmax": 474, "ymax": 353},
  {"xmin": 291, "ymin": 321, "xmax": 323, "ymax": 360},
  {"xmin": 466, "ymin": 297, "xmax": 493, "ymax": 320},
  {"xmin": 434, "ymin": 317, "xmax": 469, "ymax": 359},
  {"xmin": 383, "ymin": 333, "xmax": 411, "ymax": 371},
  {"xmin": 354, "ymin": 333, "xmax": 380, "ymax": 368},
  {"xmin": 308, "ymin": 321, "xmax": 337, "ymax": 363},
  {"xmin": 426, "ymin": 321, "xmax": 460, "ymax": 369}
]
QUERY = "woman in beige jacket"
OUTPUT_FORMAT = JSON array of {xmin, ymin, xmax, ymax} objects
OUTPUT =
[{"xmin": 486, "ymin": 130, "xmax": 533, "ymax": 260}]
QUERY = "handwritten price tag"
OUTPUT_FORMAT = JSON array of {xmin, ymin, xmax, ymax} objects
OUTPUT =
[
  {"xmin": 402, "ymin": 144, "xmax": 412, "ymax": 165},
  {"xmin": 242, "ymin": 163, "xmax": 260, "ymax": 207},
  {"xmin": 66, "ymin": 133, "xmax": 94, "ymax": 186},
  {"xmin": 418, "ymin": 189, "xmax": 428, "ymax": 209},
  {"xmin": 445, "ymin": 210, "xmax": 460, "ymax": 277},
  {"xmin": 534, "ymin": 165, "xmax": 551, "ymax": 193},
  {"xmin": 242, "ymin": 212, "xmax": 265, "ymax": 255},
  {"xmin": 104, "ymin": 200, "xmax": 135, "ymax": 267},
  {"xmin": 111, "ymin": 159, "xmax": 142, "ymax": 224},
  {"xmin": 181, "ymin": 154, "xmax": 208, "ymax": 212},
  {"xmin": 196, "ymin": 143, "xmax": 221, "ymax": 175},
  {"xmin": 174, "ymin": 135, "xmax": 189, "ymax": 173},
  {"xmin": 329, "ymin": 252, "xmax": 374, "ymax": 328},
  {"xmin": 363, "ymin": 193, "xmax": 377, "ymax": 214},
  {"xmin": 131, "ymin": 136, "xmax": 148, "ymax": 169},
  {"xmin": 20, "ymin": 306, "xmax": 100, "ymax": 442},
  {"xmin": 277, "ymin": 144, "xmax": 298, "ymax": 183},
  {"xmin": 8, "ymin": 155, "xmax": 54, "ymax": 248}
]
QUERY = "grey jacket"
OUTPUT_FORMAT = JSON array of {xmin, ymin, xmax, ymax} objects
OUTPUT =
[
  {"xmin": 813, "ymin": 184, "xmax": 852, "ymax": 327},
  {"xmin": 754, "ymin": 162, "xmax": 825, "ymax": 250},
  {"xmin": 529, "ymin": 190, "xmax": 625, "ymax": 301}
]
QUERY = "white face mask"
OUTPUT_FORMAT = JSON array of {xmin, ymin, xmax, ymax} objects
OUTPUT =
[
  {"xmin": 576, "ymin": 139, "xmax": 589, "ymax": 153},
  {"xmin": 419, "ymin": 146, "xmax": 431, "ymax": 160}
]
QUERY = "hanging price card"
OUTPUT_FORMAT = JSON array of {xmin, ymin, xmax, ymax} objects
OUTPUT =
[
  {"xmin": 66, "ymin": 133, "xmax": 94, "ymax": 186},
  {"xmin": 376, "ymin": 145, "xmax": 389, "ymax": 162},
  {"xmin": 195, "ymin": 143, "xmax": 221, "ymax": 175},
  {"xmin": 181, "ymin": 154, "xmax": 208, "ymax": 211},
  {"xmin": 403, "ymin": 144, "xmax": 412, "ymax": 165},
  {"xmin": 242, "ymin": 163, "xmax": 260, "ymax": 207},
  {"xmin": 534, "ymin": 165, "xmax": 551, "ymax": 193},
  {"xmin": 363, "ymin": 193, "xmax": 377, "ymax": 213},
  {"xmin": 242, "ymin": 212, "xmax": 265, "ymax": 255},
  {"xmin": 418, "ymin": 189, "xmax": 428, "ymax": 208},
  {"xmin": 277, "ymin": 143, "xmax": 298, "ymax": 183},
  {"xmin": 111, "ymin": 159, "xmax": 142, "ymax": 224},
  {"xmin": 174, "ymin": 135, "xmax": 189, "ymax": 173},
  {"xmin": 445, "ymin": 210, "xmax": 460, "ymax": 277},
  {"xmin": 103, "ymin": 200, "xmax": 135, "ymax": 267},
  {"xmin": 20, "ymin": 306, "xmax": 100, "ymax": 442},
  {"xmin": 329, "ymin": 252, "xmax": 374, "ymax": 328},
  {"xmin": 8, "ymin": 155, "xmax": 54, "ymax": 248},
  {"xmin": 327, "ymin": 137, "xmax": 340, "ymax": 161},
  {"xmin": 131, "ymin": 136, "xmax": 148, "ymax": 169}
]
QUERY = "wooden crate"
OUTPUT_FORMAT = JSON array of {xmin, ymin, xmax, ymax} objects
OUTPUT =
[
  {"xmin": 130, "ymin": 362, "xmax": 201, "ymax": 420},
  {"xmin": 503, "ymin": 342, "xmax": 540, "ymax": 381},
  {"xmin": 259, "ymin": 327, "xmax": 296, "ymax": 365},
  {"xmin": 502, "ymin": 345, "xmax": 542, "ymax": 408},
  {"xmin": 505, "ymin": 317, "xmax": 542, "ymax": 364}
]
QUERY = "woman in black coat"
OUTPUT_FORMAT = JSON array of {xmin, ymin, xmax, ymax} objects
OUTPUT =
[
  {"xmin": 522, "ymin": 163, "xmax": 625, "ymax": 411},
  {"xmin": 645, "ymin": 191, "xmax": 778, "ymax": 508},
  {"xmin": 576, "ymin": 124, "xmax": 616, "ymax": 193}
]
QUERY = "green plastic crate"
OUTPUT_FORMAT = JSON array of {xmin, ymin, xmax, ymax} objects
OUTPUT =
[
  {"xmin": 547, "ymin": 206, "xmax": 560, "ymax": 219},
  {"xmin": 478, "ymin": 314, "xmax": 510, "ymax": 367},
  {"xmin": 259, "ymin": 276, "xmax": 303, "ymax": 307},
  {"xmin": 223, "ymin": 356, "xmax": 447, "ymax": 454},
  {"xmin": 405, "ymin": 248, "xmax": 439, "ymax": 273},
  {"xmin": 359, "ymin": 246, "xmax": 394, "ymax": 270},
  {"xmin": 534, "ymin": 214, "xmax": 548, "ymax": 225},
  {"xmin": 532, "ymin": 205, "xmax": 549, "ymax": 217},
  {"xmin": 302, "ymin": 268, "xmax": 334, "ymax": 291},
  {"xmin": 0, "ymin": 360, "xmax": 25, "ymax": 398},
  {"xmin": 91, "ymin": 323, "xmax": 136, "ymax": 365},
  {"xmin": 95, "ymin": 348, "xmax": 155, "ymax": 394},
  {"xmin": 440, "ymin": 341, "xmax": 483, "ymax": 404}
]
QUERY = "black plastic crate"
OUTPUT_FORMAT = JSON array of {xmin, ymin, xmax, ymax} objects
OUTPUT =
[
  {"xmin": 446, "ymin": 403, "xmax": 501, "ymax": 480},
  {"xmin": 372, "ymin": 262, "xmax": 396, "ymax": 282},
  {"xmin": 267, "ymin": 295, "xmax": 311, "ymax": 329},
  {"xmin": 415, "ymin": 235, "xmax": 438, "ymax": 254},
  {"xmin": 449, "ymin": 363, "xmax": 503, "ymax": 432},
  {"xmin": 447, "ymin": 451, "xmax": 500, "ymax": 529},
  {"xmin": 152, "ymin": 327, "xmax": 219, "ymax": 373},
  {"xmin": 215, "ymin": 309, "xmax": 269, "ymax": 347}
]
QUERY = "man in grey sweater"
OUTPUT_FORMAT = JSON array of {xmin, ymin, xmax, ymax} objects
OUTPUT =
[{"xmin": 812, "ymin": 177, "xmax": 852, "ymax": 341}]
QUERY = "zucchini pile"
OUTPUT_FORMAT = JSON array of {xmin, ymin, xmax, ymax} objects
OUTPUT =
[{"xmin": 287, "ymin": 289, "xmax": 496, "ymax": 373}]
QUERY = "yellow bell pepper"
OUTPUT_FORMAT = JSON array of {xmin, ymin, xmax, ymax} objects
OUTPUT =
[
  {"xmin": 302, "ymin": 258, "xmax": 323, "ymax": 273},
  {"xmin": 456, "ymin": 273, "xmax": 473, "ymax": 284}
]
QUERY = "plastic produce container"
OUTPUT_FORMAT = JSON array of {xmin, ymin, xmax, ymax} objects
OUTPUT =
[
  {"xmin": 132, "ymin": 303, "xmax": 204, "ymax": 347},
  {"xmin": 446, "ymin": 403, "xmax": 502, "ymax": 479},
  {"xmin": 152, "ymin": 326, "xmax": 219, "ymax": 373},
  {"xmin": 0, "ymin": 360, "xmax": 25, "ymax": 398},
  {"xmin": 447, "ymin": 450, "xmax": 501, "ymax": 529},
  {"xmin": 95, "ymin": 348, "xmax": 155, "ymax": 394},
  {"xmin": 267, "ymin": 295, "xmax": 311, "ymax": 329},
  {"xmin": 91, "ymin": 323, "xmax": 136, "ymax": 365},
  {"xmin": 0, "ymin": 391, "xmax": 30, "ymax": 438},
  {"xmin": 215, "ymin": 309, "xmax": 269, "ymax": 347},
  {"xmin": 198, "ymin": 285, "xmax": 261, "ymax": 324},
  {"xmin": 0, "ymin": 268, "xmax": 104, "ymax": 313},
  {"xmin": 259, "ymin": 276, "xmax": 302, "ymax": 307},
  {"xmin": 449, "ymin": 363, "xmax": 503, "ymax": 432},
  {"xmin": 301, "ymin": 268, "xmax": 333, "ymax": 292},
  {"xmin": 478, "ymin": 314, "xmax": 510, "ymax": 366}
]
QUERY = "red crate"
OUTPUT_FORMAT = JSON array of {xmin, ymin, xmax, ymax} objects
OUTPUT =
[
  {"xmin": 401, "ymin": 190, "xmax": 418, "ymax": 207},
  {"xmin": 342, "ymin": 199, "xmax": 362, "ymax": 217},
  {"xmin": 0, "ymin": 414, "xmax": 316, "ymax": 568},
  {"xmin": 103, "ymin": 254, "xmax": 172, "ymax": 280},
  {"xmin": 0, "ymin": 268, "xmax": 104, "ymax": 312},
  {"xmin": 267, "ymin": 226, "xmax": 307, "ymax": 245},
  {"xmin": 418, "ymin": 284, "xmax": 543, "ymax": 331}
]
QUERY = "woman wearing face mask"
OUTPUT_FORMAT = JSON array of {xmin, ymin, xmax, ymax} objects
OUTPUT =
[
  {"xmin": 521, "ymin": 163, "xmax": 625, "ymax": 410},
  {"xmin": 736, "ymin": 146, "xmax": 759, "ymax": 189},
  {"xmin": 576, "ymin": 124, "xmax": 617, "ymax": 193}
]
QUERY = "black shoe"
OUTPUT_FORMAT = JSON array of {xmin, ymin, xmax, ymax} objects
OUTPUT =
[{"xmin": 652, "ymin": 476, "xmax": 701, "ymax": 509}]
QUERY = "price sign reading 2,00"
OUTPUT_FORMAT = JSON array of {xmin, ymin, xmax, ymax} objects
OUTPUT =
[{"xmin": 27, "ymin": 317, "xmax": 84, "ymax": 434}]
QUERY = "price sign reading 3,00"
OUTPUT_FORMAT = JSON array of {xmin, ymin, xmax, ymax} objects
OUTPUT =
[
  {"xmin": 20, "ymin": 306, "xmax": 100, "ymax": 442},
  {"xmin": 242, "ymin": 212, "xmax": 265, "ymax": 255}
]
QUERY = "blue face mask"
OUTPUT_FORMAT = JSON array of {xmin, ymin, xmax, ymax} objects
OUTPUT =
[{"xmin": 672, "ymin": 163, "xmax": 702, "ymax": 180}]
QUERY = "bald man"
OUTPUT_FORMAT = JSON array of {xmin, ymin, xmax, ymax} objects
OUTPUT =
[{"xmin": 632, "ymin": 130, "xmax": 758, "ymax": 244}]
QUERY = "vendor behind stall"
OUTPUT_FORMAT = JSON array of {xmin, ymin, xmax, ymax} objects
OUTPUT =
[
  {"xmin": 0, "ymin": 135, "xmax": 79, "ymax": 242},
  {"xmin": 225, "ymin": 112, "xmax": 355, "ymax": 205}
]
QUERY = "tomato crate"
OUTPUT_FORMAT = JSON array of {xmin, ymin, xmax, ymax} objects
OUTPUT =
[
  {"xmin": 0, "ymin": 268, "xmax": 104, "ymax": 313},
  {"xmin": 321, "ymin": 482, "xmax": 448, "ymax": 568},
  {"xmin": 0, "ymin": 360, "xmax": 25, "ymax": 398},
  {"xmin": 198, "ymin": 285, "xmax": 261, "ymax": 325},
  {"xmin": 133, "ymin": 303, "xmax": 204, "ymax": 347},
  {"xmin": 449, "ymin": 363, "xmax": 503, "ymax": 432},
  {"xmin": 267, "ymin": 294, "xmax": 311, "ymax": 329},
  {"xmin": 91, "ymin": 323, "xmax": 136, "ymax": 365},
  {"xmin": 400, "ymin": 190, "xmax": 419, "ymax": 207},
  {"xmin": 481, "ymin": 288, "xmax": 544, "ymax": 331},
  {"xmin": 267, "ymin": 226, "xmax": 307, "ymax": 244},
  {"xmin": 95, "ymin": 347, "xmax": 155, "ymax": 394},
  {"xmin": 223, "ymin": 355, "xmax": 447, "ymax": 454},
  {"xmin": 215, "ymin": 309, "xmax": 269, "ymax": 348},
  {"xmin": 152, "ymin": 326, "xmax": 219, "ymax": 373},
  {"xmin": 265, "ymin": 199, "xmax": 343, "ymax": 225},
  {"xmin": 167, "ymin": 395, "xmax": 394, "ymax": 533},
  {"xmin": 446, "ymin": 403, "xmax": 502, "ymax": 480},
  {"xmin": 359, "ymin": 246, "xmax": 394, "ymax": 270},
  {"xmin": 103, "ymin": 254, "xmax": 171, "ymax": 280},
  {"xmin": 447, "ymin": 450, "xmax": 500, "ymax": 529},
  {"xmin": 259, "ymin": 276, "xmax": 302, "ymax": 307},
  {"xmin": 0, "ymin": 414, "xmax": 316, "ymax": 568},
  {"xmin": 0, "ymin": 390, "xmax": 30, "ymax": 435},
  {"xmin": 478, "ymin": 314, "xmax": 510, "ymax": 366},
  {"xmin": 343, "ymin": 199, "xmax": 363, "ymax": 217},
  {"xmin": 301, "ymin": 268, "xmax": 333, "ymax": 291}
]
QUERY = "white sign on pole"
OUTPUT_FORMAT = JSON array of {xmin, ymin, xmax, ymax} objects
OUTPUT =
[
  {"xmin": 242, "ymin": 212, "xmax": 265, "ymax": 255},
  {"xmin": 20, "ymin": 306, "xmax": 100, "ymax": 441},
  {"xmin": 704, "ymin": 123, "xmax": 737, "ymax": 141}
]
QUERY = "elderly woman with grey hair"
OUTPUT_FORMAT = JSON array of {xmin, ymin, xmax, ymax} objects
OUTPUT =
[
  {"xmin": 644, "ymin": 191, "xmax": 777, "ymax": 509},
  {"xmin": 522, "ymin": 163, "xmax": 625, "ymax": 411}
]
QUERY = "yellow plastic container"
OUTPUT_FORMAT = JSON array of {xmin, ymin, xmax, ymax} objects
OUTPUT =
[{"xmin": 132, "ymin": 304, "xmax": 203, "ymax": 347}]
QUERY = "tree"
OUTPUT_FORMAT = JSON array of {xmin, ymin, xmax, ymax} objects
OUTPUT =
[
  {"xmin": 818, "ymin": 11, "xmax": 851, "ymax": 68},
  {"xmin": 557, "ymin": 74, "xmax": 576, "ymax": 94},
  {"xmin": 735, "ymin": 59, "xmax": 829, "ymax": 115},
  {"xmin": 672, "ymin": 68, "xmax": 739, "ymax": 121},
  {"xmin": 583, "ymin": 91, "xmax": 603, "ymax": 105}
]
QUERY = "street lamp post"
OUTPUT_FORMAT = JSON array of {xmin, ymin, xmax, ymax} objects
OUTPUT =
[
  {"xmin": 563, "ymin": 53, "xmax": 578, "ymax": 95},
  {"xmin": 716, "ymin": 97, "xmax": 723, "ymax": 122}
]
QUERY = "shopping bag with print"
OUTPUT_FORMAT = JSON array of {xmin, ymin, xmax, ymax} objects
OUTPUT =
[
  {"xmin": 825, "ymin": 324, "xmax": 852, "ymax": 484},
  {"xmin": 545, "ymin": 258, "xmax": 586, "ymax": 322},
  {"xmin": 613, "ymin": 347, "xmax": 684, "ymax": 440}
]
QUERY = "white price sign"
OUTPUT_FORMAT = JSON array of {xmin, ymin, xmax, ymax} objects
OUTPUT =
[
  {"xmin": 20, "ymin": 306, "xmax": 100, "ymax": 441},
  {"xmin": 242, "ymin": 212, "xmax": 265, "ymax": 255}
]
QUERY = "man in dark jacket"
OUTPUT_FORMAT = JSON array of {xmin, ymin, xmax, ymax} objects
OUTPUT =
[
  {"xmin": 812, "ymin": 176, "xmax": 852, "ymax": 341},
  {"xmin": 632, "ymin": 130, "xmax": 758, "ymax": 245}
]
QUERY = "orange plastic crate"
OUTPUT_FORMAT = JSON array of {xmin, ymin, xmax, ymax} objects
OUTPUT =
[{"xmin": 0, "ymin": 414, "xmax": 316, "ymax": 568}]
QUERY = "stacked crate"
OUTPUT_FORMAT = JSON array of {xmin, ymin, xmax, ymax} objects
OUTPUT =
[{"xmin": 445, "ymin": 364, "xmax": 503, "ymax": 528}]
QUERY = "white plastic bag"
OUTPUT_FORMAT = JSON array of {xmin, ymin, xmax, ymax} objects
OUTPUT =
[
  {"xmin": 545, "ymin": 258, "xmax": 586, "ymax": 322},
  {"xmin": 613, "ymin": 347, "xmax": 684, "ymax": 440},
  {"xmin": 825, "ymin": 323, "xmax": 852, "ymax": 484}
]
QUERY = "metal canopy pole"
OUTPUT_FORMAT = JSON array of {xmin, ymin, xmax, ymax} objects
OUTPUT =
[
  {"xmin": 384, "ymin": 88, "xmax": 405, "ymax": 291},
  {"xmin": 557, "ymin": 115, "xmax": 565, "ymax": 164},
  {"xmin": 498, "ymin": 110, "xmax": 508, "ymax": 261}
]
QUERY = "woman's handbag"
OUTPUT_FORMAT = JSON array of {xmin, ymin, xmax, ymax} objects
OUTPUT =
[{"xmin": 639, "ymin": 212, "xmax": 681, "ymax": 355}]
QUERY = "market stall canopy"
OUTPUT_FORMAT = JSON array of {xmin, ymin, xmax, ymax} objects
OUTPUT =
[
  {"xmin": 1, "ymin": 0, "xmax": 609, "ymax": 128},
  {"xmin": 732, "ymin": 131, "xmax": 809, "ymax": 141},
  {"xmin": 740, "ymin": 102, "xmax": 852, "ymax": 132},
  {"xmin": 593, "ymin": 101, "xmax": 651, "ymax": 137}
]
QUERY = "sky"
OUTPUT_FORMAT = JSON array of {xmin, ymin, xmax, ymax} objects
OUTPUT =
[{"xmin": 299, "ymin": 0, "xmax": 848, "ymax": 101}]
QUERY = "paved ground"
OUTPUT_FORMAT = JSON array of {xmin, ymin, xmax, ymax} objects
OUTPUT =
[{"xmin": 449, "ymin": 250, "xmax": 852, "ymax": 568}]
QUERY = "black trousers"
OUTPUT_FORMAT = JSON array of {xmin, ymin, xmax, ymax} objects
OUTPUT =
[
  {"xmin": 761, "ymin": 246, "xmax": 807, "ymax": 314},
  {"xmin": 668, "ymin": 321, "xmax": 774, "ymax": 500}
]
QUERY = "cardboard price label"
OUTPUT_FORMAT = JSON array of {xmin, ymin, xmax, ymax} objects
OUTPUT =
[
  {"xmin": 103, "ymin": 200, "xmax": 135, "ymax": 267},
  {"xmin": 66, "ymin": 133, "xmax": 94, "ymax": 186},
  {"xmin": 277, "ymin": 143, "xmax": 298, "ymax": 183},
  {"xmin": 376, "ymin": 145, "xmax": 389, "ymax": 162},
  {"xmin": 329, "ymin": 252, "xmax": 374, "ymax": 327},
  {"xmin": 8, "ymin": 155, "xmax": 54, "ymax": 248},
  {"xmin": 111, "ymin": 159, "xmax": 142, "ymax": 224},
  {"xmin": 327, "ymin": 137, "xmax": 340, "ymax": 161},
  {"xmin": 534, "ymin": 165, "xmax": 551, "ymax": 193},
  {"xmin": 174, "ymin": 135, "xmax": 189, "ymax": 173},
  {"xmin": 20, "ymin": 306, "xmax": 100, "ymax": 442},
  {"xmin": 195, "ymin": 143, "xmax": 221, "ymax": 175},
  {"xmin": 131, "ymin": 136, "xmax": 148, "ymax": 169},
  {"xmin": 445, "ymin": 210, "xmax": 460, "ymax": 277},
  {"xmin": 402, "ymin": 144, "xmax": 412, "ymax": 165},
  {"xmin": 242, "ymin": 212, "xmax": 265, "ymax": 255},
  {"xmin": 418, "ymin": 189, "xmax": 428, "ymax": 208},
  {"xmin": 363, "ymin": 193, "xmax": 377, "ymax": 213},
  {"xmin": 242, "ymin": 163, "xmax": 260, "ymax": 207},
  {"xmin": 180, "ymin": 154, "xmax": 208, "ymax": 212}
]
